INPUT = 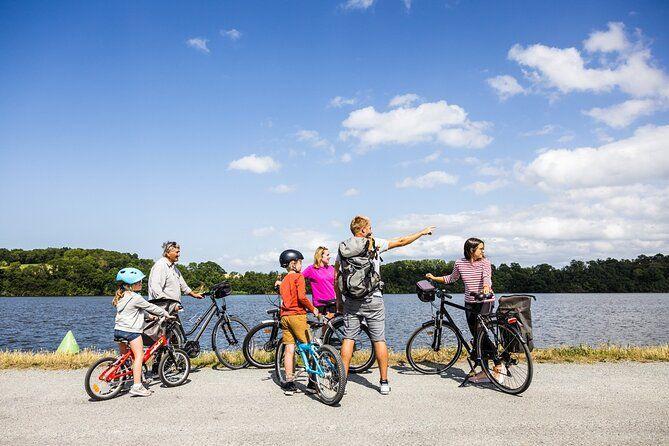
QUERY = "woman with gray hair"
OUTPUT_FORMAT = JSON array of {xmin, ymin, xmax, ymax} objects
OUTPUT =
[{"xmin": 148, "ymin": 241, "xmax": 203, "ymax": 302}]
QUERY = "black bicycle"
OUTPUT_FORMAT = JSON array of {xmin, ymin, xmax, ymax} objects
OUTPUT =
[
  {"xmin": 169, "ymin": 282, "xmax": 250, "ymax": 369},
  {"xmin": 406, "ymin": 280, "xmax": 534, "ymax": 395},
  {"xmin": 242, "ymin": 297, "xmax": 376, "ymax": 373}
]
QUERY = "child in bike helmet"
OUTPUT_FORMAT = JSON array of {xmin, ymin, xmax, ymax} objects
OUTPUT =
[
  {"xmin": 113, "ymin": 267, "xmax": 173, "ymax": 397},
  {"xmin": 277, "ymin": 250, "xmax": 319, "ymax": 396},
  {"xmin": 425, "ymin": 238, "xmax": 503, "ymax": 384}
]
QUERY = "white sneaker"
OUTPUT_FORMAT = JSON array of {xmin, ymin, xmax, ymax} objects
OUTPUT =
[
  {"xmin": 129, "ymin": 384, "xmax": 152, "ymax": 397},
  {"xmin": 379, "ymin": 381, "xmax": 391, "ymax": 395}
]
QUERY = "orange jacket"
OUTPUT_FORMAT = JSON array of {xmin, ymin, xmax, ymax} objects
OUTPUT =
[{"xmin": 280, "ymin": 273, "xmax": 315, "ymax": 316}]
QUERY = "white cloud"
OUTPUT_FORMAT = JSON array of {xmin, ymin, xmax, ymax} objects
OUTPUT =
[
  {"xmin": 269, "ymin": 184, "xmax": 296, "ymax": 194},
  {"xmin": 186, "ymin": 38, "xmax": 210, "ymax": 54},
  {"xmin": 396, "ymin": 171, "xmax": 458, "ymax": 189},
  {"xmin": 519, "ymin": 125, "xmax": 669, "ymax": 190},
  {"xmin": 486, "ymin": 75, "xmax": 526, "ymax": 100},
  {"xmin": 557, "ymin": 133, "xmax": 575, "ymax": 143},
  {"xmin": 343, "ymin": 0, "xmax": 375, "ymax": 9},
  {"xmin": 228, "ymin": 154, "xmax": 281, "ymax": 174},
  {"xmin": 221, "ymin": 29, "xmax": 242, "ymax": 41},
  {"xmin": 296, "ymin": 129, "xmax": 335, "ymax": 154},
  {"xmin": 329, "ymin": 96, "xmax": 357, "ymax": 108},
  {"xmin": 252, "ymin": 226, "xmax": 275, "ymax": 237},
  {"xmin": 583, "ymin": 99, "xmax": 664, "ymax": 128},
  {"xmin": 403, "ymin": 0, "xmax": 412, "ymax": 10},
  {"xmin": 520, "ymin": 124, "xmax": 558, "ymax": 137},
  {"xmin": 389, "ymin": 93, "xmax": 420, "ymax": 108},
  {"xmin": 343, "ymin": 188, "xmax": 359, "ymax": 196},
  {"xmin": 398, "ymin": 150, "xmax": 444, "ymax": 167},
  {"xmin": 583, "ymin": 22, "xmax": 629, "ymax": 53},
  {"xmin": 340, "ymin": 100, "xmax": 492, "ymax": 151},
  {"xmin": 507, "ymin": 22, "xmax": 669, "ymax": 101},
  {"xmin": 465, "ymin": 178, "xmax": 510, "ymax": 195},
  {"xmin": 341, "ymin": 153, "xmax": 352, "ymax": 163}
]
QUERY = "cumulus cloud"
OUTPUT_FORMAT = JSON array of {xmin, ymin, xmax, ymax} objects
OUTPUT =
[
  {"xmin": 228, "ymin": 154, "xmax": 281, "ymax": 173},
  {"xmin": 343, "ymin": 188, "xmax": 359, "ymax": 196},
  {"xmin": 186, "ymin": 38, "xmax": 210, "ymax": 54},
  {"xmin": 389, "ymin": 93, "xmax": 420, "ymax": 108},
  {"xmin": 341, "ymin": 153, "xmax": 352, "ymax": 163},
  {"xmin": 329, "ymin": 96, "xmax": 357, "ymax": 108},
  {"xmin": 465, "ymin": 178, "xmax": 510, "ymax": 195},
  {"xmin": 504, "ymin": 22, "xmax": 669, "ymax": 127},
  {"xmin": 340, "ymin": 100, "xmax": 492, "ymax": 151},
  {"xmin": 583, "ymin": 99, "xmax": 664, "ymax": 128},
  {"xmin": 221, "ymin": 28, "xmax": 242, "ymax": 41},
  {"xmin": 396, "ymin": 171, "xmax": 458, "ymax": 189},
  {"xmin": 398, "ymin": 151, "xmax": 444, "ymax": 167},
  {"xmin": 296, "ymin": 129, "xmax": 335, "ymax": 154},
  {"xmin": 518, "ymin": 125, "xmax": 669, "ymax": 190},
  {"xmin": 486, "ymin": 75, "xmax": 526, "ymax": 100},
  {"xmin": 343, "ymin": 0, "xmax": 375, "ymax": 9},
  {"xmin": 269, "ymin": 184, "xmax": 296, "ymax": 194}
]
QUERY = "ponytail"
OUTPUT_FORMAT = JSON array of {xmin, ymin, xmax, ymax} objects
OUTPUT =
[{"xmin": 112, "ymin": 284, "xmax": 130, "ymax": 307}]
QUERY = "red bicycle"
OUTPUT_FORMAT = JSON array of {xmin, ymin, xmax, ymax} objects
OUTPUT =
[{"xmin": 85, "ymin": 316, "xmax": 191, "ymax": 401}]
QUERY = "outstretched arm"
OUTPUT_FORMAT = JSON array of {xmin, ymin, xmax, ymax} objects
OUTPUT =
[{"xmin": 387, "ymin": 226, "xmax": 436, "ymax": 250}]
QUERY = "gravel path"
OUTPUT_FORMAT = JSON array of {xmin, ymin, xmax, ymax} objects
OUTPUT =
[{"xmin": 1, "ymin": 363, "xmax": 667, "ymax": 445}]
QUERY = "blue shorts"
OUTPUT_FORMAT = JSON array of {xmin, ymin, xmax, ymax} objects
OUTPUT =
[{"xmin": 114, "ymin": 329, "xmax": 141, "ymax": 342}]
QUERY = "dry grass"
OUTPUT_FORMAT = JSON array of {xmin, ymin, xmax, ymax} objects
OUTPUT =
[{"xmin": 1, "ymin": 344, "xmax": 667, "ymax": 370}]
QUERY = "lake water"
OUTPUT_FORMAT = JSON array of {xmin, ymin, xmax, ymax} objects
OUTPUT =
[{"xmin": 1, "ymin": 293, "xmax": 667, "ymax": 351}]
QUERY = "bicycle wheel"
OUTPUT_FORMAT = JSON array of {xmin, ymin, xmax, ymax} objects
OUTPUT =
[
  {"xmin": 158, "ymin": 348, "xmax": 191, "ymax": 387},
  {"xmin": 274, "ymin": 343, "xmax": 305, "ymax": 386},
  {"xmin": 406, "ymin": 321, "xmax": 462, "ymax": 374},
  {"xmin": 314, "ymin": 344, "xmax": 347, "ymax": 406},
  {"xmin": 212, "ymin": 316, "xmax": 250, "ymax": 369},
  {"xmin": 243, "ymin": 321, "xmax": 280, "ymax": 369},
  {"xmin": 84, "ymin": 357, "xmax": 127, "ymax": 401},
  {"xmin": 477, "ymin": 321, "xmax": 533, "ymax": 395},
  {"xmin": 324, "ymin": 317, "xmax": 376, "ymax": 373}
]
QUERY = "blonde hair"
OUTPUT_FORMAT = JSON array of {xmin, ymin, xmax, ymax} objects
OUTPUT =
[
  {"xmin": 112, "ymin": 284, "xmax": 132, "ymax": 307},
  {"xmin": 313, "ymin": 246, "xmax": 328, "ymax": 268},
  {"xmin": 350, "ymin": 215, "xmax": 370, "ymax": 235}
]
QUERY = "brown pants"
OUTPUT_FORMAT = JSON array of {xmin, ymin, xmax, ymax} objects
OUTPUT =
[{"xmin": 280, "ymin": 314, "xmax": 311, "ymax": 344}]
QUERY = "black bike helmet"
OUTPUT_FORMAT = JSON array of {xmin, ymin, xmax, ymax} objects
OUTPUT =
[{"xmin": 279, "ymin": 249, "xmax": 304, "ymax": 268}]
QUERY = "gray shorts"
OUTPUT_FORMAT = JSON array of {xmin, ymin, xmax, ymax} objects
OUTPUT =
[{"xmin": 343, "ymin": 295, "xmax": 386, "ymax": 343}]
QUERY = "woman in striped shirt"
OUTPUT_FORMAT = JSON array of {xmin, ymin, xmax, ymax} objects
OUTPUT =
[{"xmin": 425, "ymin": 237, "xmax": 503, "ymax": 383}]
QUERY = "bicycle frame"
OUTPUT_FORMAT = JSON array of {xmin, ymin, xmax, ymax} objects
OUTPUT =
[
  {"xmin": 181, "ymin": 295, "xmax": 227, "ymax": 342},
  {"xmin": 294, "ymin": 341, "xmax": 328, "ymax": 378},
  {"xmin": 99, "ymin": 333, "xmax": 169, "ymax": 382}
]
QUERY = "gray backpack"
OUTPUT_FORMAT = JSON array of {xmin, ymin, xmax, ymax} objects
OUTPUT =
[{"xmin": 337, "ymin": 237, "xmax": 383, "ymax": 299}]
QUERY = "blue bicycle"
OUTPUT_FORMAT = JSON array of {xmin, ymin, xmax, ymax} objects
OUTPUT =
[{"xmin": 274, "ymin": 318, "xmax": 347, "ymax": 406}]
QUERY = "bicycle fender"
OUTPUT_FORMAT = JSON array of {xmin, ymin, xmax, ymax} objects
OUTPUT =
[{"xmin": 261, "ymin": 319, "xmax": 276, "ymax": 324}]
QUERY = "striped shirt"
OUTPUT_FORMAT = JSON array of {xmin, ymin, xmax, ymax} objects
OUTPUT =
[{"xmin": 443, "ymin": 258, "xmax": 493, "ymax": 303}]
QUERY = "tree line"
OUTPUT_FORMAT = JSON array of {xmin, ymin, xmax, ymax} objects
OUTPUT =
[{"xmin": 0, "ymin": 248, "xmax": 668, "ymax": 296}]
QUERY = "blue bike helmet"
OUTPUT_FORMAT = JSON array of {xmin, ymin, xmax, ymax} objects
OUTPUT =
[{"xmin": 115, "ymin": 267, "xmax": 146, "ymax": 285}]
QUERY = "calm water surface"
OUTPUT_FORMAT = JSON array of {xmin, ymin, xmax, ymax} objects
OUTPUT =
[{"xmin": 1, "ymin": 293, "xmax": 667, "ymax": 351}]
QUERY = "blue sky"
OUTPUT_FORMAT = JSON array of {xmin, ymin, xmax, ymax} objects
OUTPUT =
[{"xmin": 1, "ymin": 0, "xmax": 668, "ymax": 271}]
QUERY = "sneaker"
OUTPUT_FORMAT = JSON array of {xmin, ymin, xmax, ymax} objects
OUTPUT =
[
  {"xmin": 379, "ymin": 381, "xmax": 391, "ymax": 395},
  {"xmin": 470, "ymin": 371, "xmax": 490, "ymax": 384},
  {"xmin": 305, "ymin": 380, "xmax": 319, "ymax": 395},
  {"xmin": 129, "ymin": 384, "xmax": 152, "ymax": 397},
  {"xmin": 282, "ymin": 381, "xmax": 297, "ymax": 396}
]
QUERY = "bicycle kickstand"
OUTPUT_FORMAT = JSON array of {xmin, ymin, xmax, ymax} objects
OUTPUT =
[{"xmin": 459, "ymin": 356, "xmax": 477, "ymax": 388}]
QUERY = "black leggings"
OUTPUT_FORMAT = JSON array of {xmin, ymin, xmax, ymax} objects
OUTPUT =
[{"xmin": 465, "ymin": 301, "xmax": 498, "ymax": 365}]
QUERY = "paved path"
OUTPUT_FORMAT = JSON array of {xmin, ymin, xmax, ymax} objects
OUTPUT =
[{"xmin": 1, "ymin": 363, "xmax": 668, "ymax": 445}]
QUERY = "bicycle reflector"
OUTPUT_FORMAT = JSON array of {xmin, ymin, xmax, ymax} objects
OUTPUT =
[{"xmin": 507, "ymin": 317, "xmax": 518, "ymax": 324}]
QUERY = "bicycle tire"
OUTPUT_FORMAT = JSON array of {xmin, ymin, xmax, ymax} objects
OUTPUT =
[
  {"xmin": 405, "ymin": 321, "xmax": 462, "ymax": 374},
  {"xmin": 158, "ymin": 348, "xmax": 191, "ymax": 387},
  {"xmin": 84, "ymin": 356, "xmax": 126, "ymax": 401},
  {"xmin": 212, "ymin": 316, "xmax": 249, "ymax": 369},
  {"xmin": 323, "ymin": 317, "xmax": 376, "ymax": 373},
  {"xmin": 314, "ymin": 344, "xmax": 347, "ymax": 406},
  {"xmin": 243, "ymin": 321, "xmax": 280, "ymax": 369},
  {"xmin": 477, "ymin": 321, "xmax": 533, "ymax": 395}
]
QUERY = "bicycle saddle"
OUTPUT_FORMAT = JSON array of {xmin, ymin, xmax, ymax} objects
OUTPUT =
[{"xmin": 266, "ymin": 308, "xmax": 279, "ymax": 316}]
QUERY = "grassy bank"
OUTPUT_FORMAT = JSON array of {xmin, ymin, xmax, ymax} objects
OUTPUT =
[{"xmin": 1, "ymin": 344, "xmax": 667, "ymax": 370}]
